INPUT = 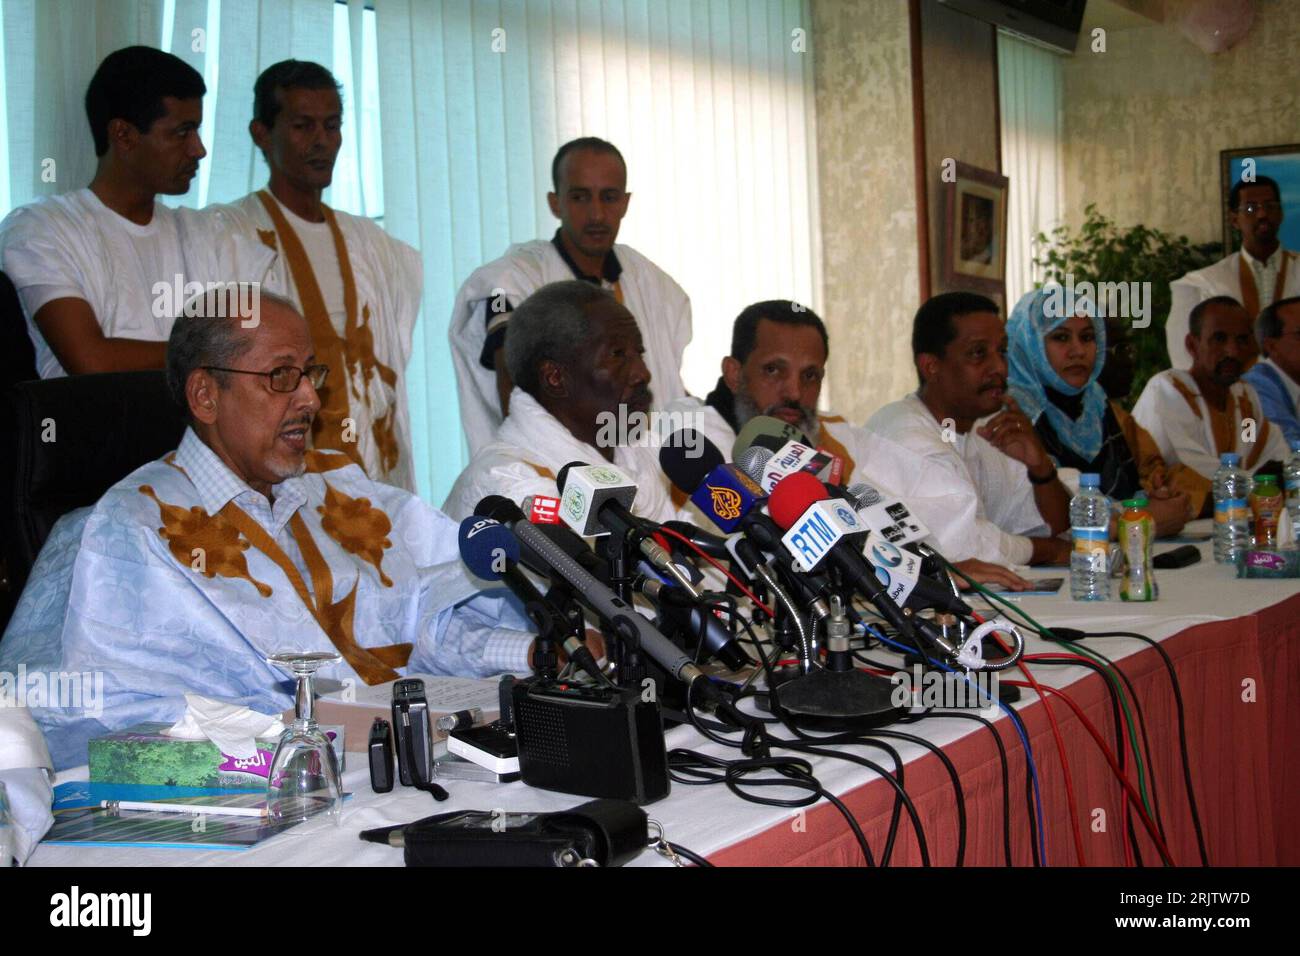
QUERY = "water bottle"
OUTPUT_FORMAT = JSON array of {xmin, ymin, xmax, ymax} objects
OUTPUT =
[
  {"xmin": 1070, "ymin": 473, "xmax": 1110, "ymax": 600},
  {"xmin": 1284, "ymin": 439, "xmax": 1300, "ymax": 529},
  {"xmin": 1212, "ymin": 453, "xmax": 1251, "ymax": 564}
]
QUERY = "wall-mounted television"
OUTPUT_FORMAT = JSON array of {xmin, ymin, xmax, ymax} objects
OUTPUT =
[{"xmin": 937, "ymin": 0, "xmax": 1088, "ymax": 54}]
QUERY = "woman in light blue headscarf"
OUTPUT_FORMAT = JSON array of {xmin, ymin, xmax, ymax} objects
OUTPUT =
[
  {"xmin": 1005, "ymin": 288, "xmax": 1191, "ymax": 536},
  {"xmin": 1006, "ymin": 287, "xmax": 1137, "ymax": 498}
]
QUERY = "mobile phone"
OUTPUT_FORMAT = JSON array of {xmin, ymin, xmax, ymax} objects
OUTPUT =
[{"xmin": 392, "ymin": 678, "xmax": 432, "ymax": 787}]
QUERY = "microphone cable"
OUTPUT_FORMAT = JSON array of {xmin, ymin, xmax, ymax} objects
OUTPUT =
[
  {"xmin": 1051, "ymin": 628, "xmax": 1207, "ymax": 866},
  {"xmin": 1024, "ymin": 650, "xmax": 1167, "ymax": 866},
  {"xmin": 868, "ymin": 623, "xmax": 1045, "ymax": 866}
]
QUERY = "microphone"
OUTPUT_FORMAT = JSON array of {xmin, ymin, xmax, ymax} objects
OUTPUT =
[
  {"xmin": 660, "ymin": 441, "xmax": 766, "ymax": 534},
  {"xmin": 634, "ymin": 569, "xmax": 752, "ymax": 672},
  {"xmin": 731, "ymin": 415, "xmax": 839, "ymax": 491},
  {"xmin": 731, "ymin": 415, "xmax": 810, "ymax": 461},
  {"xmin": 457, "ymin": 517, "xmax": 607, "ymax": 683},
  {"xmin": 473, "ymin": 496, "xmax": 714, "ymax": 694},
  {"xmin": 769, "ymin": 472, "xmax": 969, "ymax": 616}
]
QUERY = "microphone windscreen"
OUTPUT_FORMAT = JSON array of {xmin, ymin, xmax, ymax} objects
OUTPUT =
[
  {"xmin": 658, "ymin": 433, "xmax": 724, "ymax": 494},
  {"xmin": 736, "ymin": 445, "xmax": 772, "ymax": 482},
  {"xmin": 474, "ymin": 495, "xmax": 526, "ymax": 525},
  {"xmin": 767, "ymin": 470, "xmax": 830, "ymax": 530},
  {"xmin": 457, "ymin": 516, "xmax": 521, "ymax": 581},
  {"xmin": 731, "ymin": 415, "xmax": 810, "ymax": 462},
  {"xmin": 555, "ymin": 461, "xmax": 589, "ymax": 494}
]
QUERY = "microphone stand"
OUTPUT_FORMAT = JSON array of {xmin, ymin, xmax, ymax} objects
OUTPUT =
[{"xmin": 602, "ymin": 525, "xmax": 645, "ymax": 690}]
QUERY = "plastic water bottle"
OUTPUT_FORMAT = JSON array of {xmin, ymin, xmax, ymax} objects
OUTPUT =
[
  {"xmin": 1070, "ymin": 473, "xmax": 1110, "ymax": 600},
  {"xmin": 1212, "ymin": 453, "xmax": 1251, "ymax": 564},
  {"xmin": 1284, "ymin": 439, "xmax": 1300, "ymax": 529}
]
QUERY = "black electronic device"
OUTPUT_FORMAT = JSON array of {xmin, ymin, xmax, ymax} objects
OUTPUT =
[
  {"xmin": 1153, "ymin": 544, "xmax": 1203, "ymax": 570},
  {"xmin": 392, "ymin": 678, "xmax": 432, "ymax": 788},
  {"xmin": 511, "ymin": 679, "xmax": 670, "ymax": 805},
  {"xmin": 368, "ymin": 717, "xmax": 394, "ymax": 794},
  {"xmin": 361, "ymin": 798, "xmax": 649, "ymax": 867}
]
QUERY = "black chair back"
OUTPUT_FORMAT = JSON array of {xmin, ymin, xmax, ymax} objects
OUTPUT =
[
  {"xmin": 1, "ymin": 270, "xmax": 38, "ymax": 388},
  {"xmin": 0, "ymin": 370, "xmax": 187, "ymax": 632}
]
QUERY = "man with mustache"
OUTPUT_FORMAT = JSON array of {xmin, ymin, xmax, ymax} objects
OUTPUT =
[
  {"xmin": 664, "ymin": 299, "xmax": 1032, "ymax": 588},
  {"xmin": 0, "ymin": 47, "xmax": 235, "ymax": 378},
  {"xmin": 1135, "ymin": 296, "xmax": 1290, "ymax": 491},
  {"xmin": 450, "ymin": 137, "xmax": 691, "ymax": 453},
  {"xmin": 866, "ymin": 292, "xmax": 1073, "ymax": 568},
  {"xmin": 198, "ymin": 60, "xmax": 422, "ymax": 490},
  {"xmin": 443, "ymin": 280, "xmax": 677, "ymax": 525},
  {"xmin": 1, "ymin": 288, "xmax": 539, "ymax": 771},
  {"xmin": 1166, "ymin": 177, "xmax": 1298, "ymax": 371}
]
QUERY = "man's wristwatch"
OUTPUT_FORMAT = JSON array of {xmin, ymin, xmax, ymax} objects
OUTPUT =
[{"xmin": 1028, "ymin": 464, "xmax": 1058, "ymax": 486}]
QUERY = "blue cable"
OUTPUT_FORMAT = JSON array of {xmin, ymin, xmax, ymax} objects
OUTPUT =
[{"xmin": 865, "ymin": 624, "xmax": 1049, "ymax": 866}]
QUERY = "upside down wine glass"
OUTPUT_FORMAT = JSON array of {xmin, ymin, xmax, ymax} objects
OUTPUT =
[{"xmin": 265, "ymin": 651, "xmax": 344, "ymax": 825}]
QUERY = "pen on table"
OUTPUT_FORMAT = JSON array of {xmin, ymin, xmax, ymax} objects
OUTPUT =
[
  {"xmin": 101, "ymin": 799, "xmax": 266, "ymax": 818},
  {"xmin": 435, "ymin": 707, "xmax": 484, "ymax": 732}
]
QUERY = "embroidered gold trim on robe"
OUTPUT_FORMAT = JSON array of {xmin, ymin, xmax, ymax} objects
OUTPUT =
[{"xmin": 138, "ymin": 485, "xmax": 272, "ymax": 597}]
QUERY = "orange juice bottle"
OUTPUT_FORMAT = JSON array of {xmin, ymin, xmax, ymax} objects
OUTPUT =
[
  {"xmin": 1250, "ymin": 475, "xmax": 1283, "ymax": 549},
  {"xmin": 1119, "ymin": 499, "xmax": 1157, "ymax": 602}
]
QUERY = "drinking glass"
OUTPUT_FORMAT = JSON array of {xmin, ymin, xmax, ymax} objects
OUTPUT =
[{"xmin": 265, "ymin": 651, "xmax": 344, "ymax": 825}]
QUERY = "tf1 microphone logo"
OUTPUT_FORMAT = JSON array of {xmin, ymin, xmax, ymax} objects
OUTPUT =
[{"xmin": 706, "ymin": 483, "xmax": 744, "ymax": 520}]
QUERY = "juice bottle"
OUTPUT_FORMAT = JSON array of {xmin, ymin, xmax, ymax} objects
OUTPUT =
[
  {"xmin": 1250, "ymin": 474, "xmax": 1284, "ymax": 549},
  {"xmin": 1118, "ymin": 498, "xmax": 1156, "ymax": 602}
]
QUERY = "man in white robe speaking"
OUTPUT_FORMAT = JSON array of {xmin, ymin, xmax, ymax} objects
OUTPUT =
[
  {"xmin": 449, "ymin": 137, "xmax": 691, "ymax": 453},
  {"xmin": 1167, "ymin": 177, "xmax": 1299, "ymax": 371},
  {"xmin": 198, "ymin": 60, "xmax": 422, "ymax": 490},
  {"xmin": 0, "ymin": 290, "xmax": 535, "ymax": 771},
  {"xmin": 443, "ymin": 280, "xmax": 676, "ymax": 525}
]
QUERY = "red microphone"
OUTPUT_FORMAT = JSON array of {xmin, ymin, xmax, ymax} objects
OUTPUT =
[{"xmin": 766, "ymin": 470, "xmax": 829, "ymax": 531}]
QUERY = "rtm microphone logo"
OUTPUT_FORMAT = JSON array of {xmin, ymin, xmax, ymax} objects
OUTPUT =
[{"xmin": 50, "ymin": 886, "xmax": 152, "ymax": 936}]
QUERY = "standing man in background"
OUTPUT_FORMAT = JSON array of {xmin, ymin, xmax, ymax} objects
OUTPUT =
[
  {"xmin": 449, "ymin": 137, "xmax": 691, "ymax": 453},
  {"xmin": 201, "ymin": 60, "xmax": 422, "ymax": 490},
  {"xmin": 1167, "ymin": 177, "xmax": 1298, "ymax": 370}
]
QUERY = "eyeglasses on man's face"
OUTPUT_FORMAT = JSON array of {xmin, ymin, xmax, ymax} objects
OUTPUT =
[
  {"xmin": 1240, "ymin": 201, "xmax": 1282, "ymax": 216},
  {"xmin": 204, "ymin": 364, "xmax": 329, "ymax": 393}
]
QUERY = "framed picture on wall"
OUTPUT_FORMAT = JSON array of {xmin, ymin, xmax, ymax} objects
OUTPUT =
[
  {"xmin": 1220, "ymin": 143, "xmax": 1300, "ymax": 256},
  {"xmin": 942, "ymin": 161, "xmax": 1009, "ymax": 297}
]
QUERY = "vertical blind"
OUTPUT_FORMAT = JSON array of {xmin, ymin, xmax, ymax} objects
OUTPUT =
[{"xmin": 0, "ymin": 0, "xmax": 821, "ymax": 504}]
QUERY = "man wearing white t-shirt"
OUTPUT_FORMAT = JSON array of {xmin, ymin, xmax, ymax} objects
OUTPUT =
[
  {"xmin": 198, "ymin": 60, "xmax": 422, "ymax": 490},
  {"xmin": 0, "ymin": 46, "xmax": 215, "ymax": 378}
]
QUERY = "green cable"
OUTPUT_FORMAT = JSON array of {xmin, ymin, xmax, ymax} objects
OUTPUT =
[{"xmin": 945, "ymin": 563, "xmax": 1157, "ymax": 822}]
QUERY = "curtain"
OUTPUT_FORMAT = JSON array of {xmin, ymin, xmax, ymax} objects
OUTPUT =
[
  {"xmin": 0, "ymin": 0, "xmax": 165, "ymax": 213},
  {"xmin": 375, "ymin": 0, "xmax": 821, "ymax": 503},
  {"xmin": 997, "ymin": 31, "xmax": 1064, "ymax": 307}
]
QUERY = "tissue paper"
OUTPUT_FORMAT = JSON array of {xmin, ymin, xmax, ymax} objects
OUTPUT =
[{"xmin": 165, "ymin": 694, "xmax": 285, "ymax": 760}]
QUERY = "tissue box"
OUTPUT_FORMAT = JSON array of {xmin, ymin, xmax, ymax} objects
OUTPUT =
[
  {"xmin": 1236, "ymin": 549, "xmax": 1300, "ymax": 578},
  {"xmin": 88, "ymin": 722, "xmax": 345, "ymax": 789}
]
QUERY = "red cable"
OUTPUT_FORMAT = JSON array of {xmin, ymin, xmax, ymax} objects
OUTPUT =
[
  {"xmin": 977, "ymin": 615, "xmax": 1088, "ymax": 866},
  {"xmin": 1023, "ymin": 652, "xmax": 1135, "ymax": 866},
  {"xmin": 654, "ymin": 526, "xmax": 775, "ymax": 617},
  {"xmin": 1002, "ymin": 678, "xmax": 1175, "ymax": 866}
]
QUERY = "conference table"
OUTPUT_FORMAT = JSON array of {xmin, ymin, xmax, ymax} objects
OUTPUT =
[{"xmin": 28, "ymin": 521, "xmax": 1300, "ymax": 867}]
